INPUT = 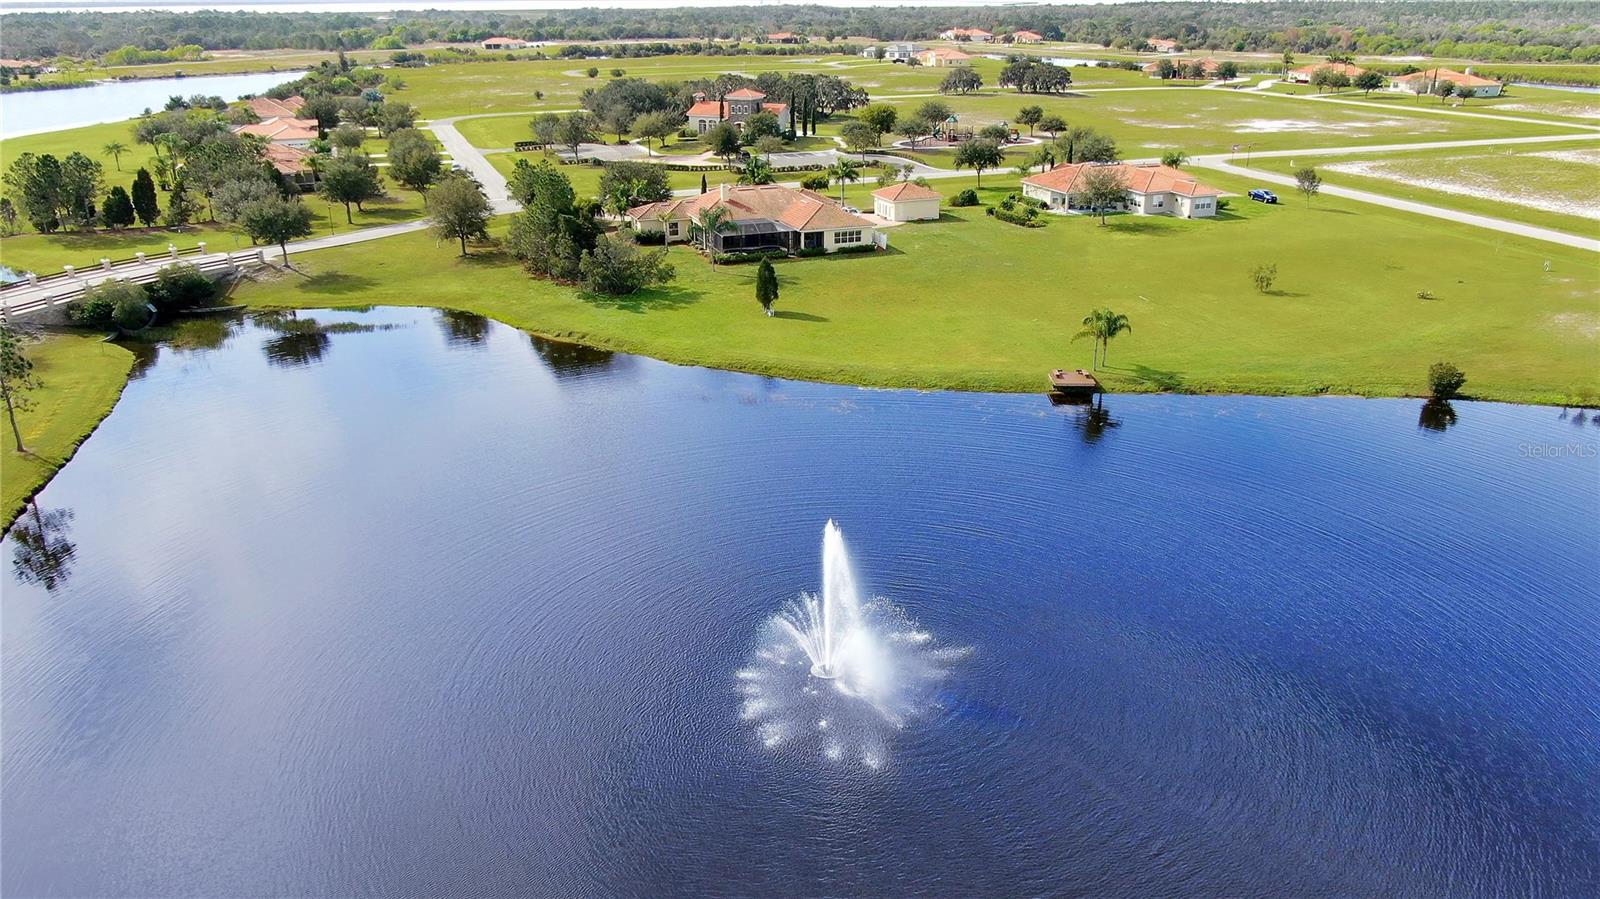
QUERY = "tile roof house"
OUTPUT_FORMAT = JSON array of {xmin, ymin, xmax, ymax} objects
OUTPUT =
[
  {"xmin": 262, "ymin": 143, "xmax": 319, "ymax": 190},
  {"xmin": 233, "ymin": 117, "xmax": 319, "ymax": 147},
  {"xmin": 765, "ymin": 32, "xmax": 803, "ymax": 44},
  {"xmin": 684, "ymin": 88, "xmax": 791, "ymax": 134},
  {"xmin": 1393, "ymin": 67, "xmax": 1504, "ymax": 98},
  {"xmin": 247, "ymin": 95, "xmax": 305, "ymax": 119},
  {"xmin": 1286, "ymin": 61, "xmax": 1367, "ymax": 84},
  {"xmin": 1022, "ymin": 163, "xmax": 1223, "ymax": 219},
  {"xmin": 872, "ymin": 182, "xmax": 942, "ymax": 222},
  {"xmin": 918, "ymin": 47, "xmax": 974, "ymax": 67},
  {"xmin": 481, "ymin": 36, "xmax": 529, "ymax": 50},
  {"xmin": 939, "ymin": 28, "xmax": 994, "ymax": 42},
  {"xmin": 1147, "ymin": 38, "xmax": 1181, "ymax": 53},
  {"xmin": 626, "ymin": 184, "xmax": 879, "ymax": 255},
  {"xmin": 1010, "ymin": 31, "xmax": 1044, "ymax": 44}
]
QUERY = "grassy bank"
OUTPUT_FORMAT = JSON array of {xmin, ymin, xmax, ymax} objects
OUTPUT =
[
  {"xmin": 1, "ymin": 332, "xmax": 136, "ymax": 529},
  {"xmin": 225, "ymin": 172, "xmax": 1599, "ymax": 406}
]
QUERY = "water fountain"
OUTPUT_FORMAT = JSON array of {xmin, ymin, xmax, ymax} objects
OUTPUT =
[{"xmin": 739, "ymin": 521, "xmax": 967, "ymax": 767}]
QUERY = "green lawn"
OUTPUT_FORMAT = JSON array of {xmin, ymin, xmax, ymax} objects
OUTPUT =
[
  {"xmin": 226, "ymin": 171, "xmax": 1599, "ymax": 406},
  {"xmin": 1238, "ymin": 140, "xmax": 1600, "ymax": 236},
  {"xmin": 482, "ymin": 151, "xmax": 742, "ymax": 196},
  {"xmin": 1, "ymin": 120, "xmax": 430, "ymax": 274},
  {"xmin": 1, "ymin": 332, "xmax": 136, "ymax": 528}
]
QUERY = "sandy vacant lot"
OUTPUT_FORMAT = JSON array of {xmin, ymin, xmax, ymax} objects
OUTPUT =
[{"xmin": 1325, "ymin": 148, "xmax": 1600, "ymax": 220}]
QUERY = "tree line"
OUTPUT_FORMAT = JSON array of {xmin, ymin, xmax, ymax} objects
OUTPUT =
[{"xmin": 4, "ymin": 3, "xmax": 1594, "ymax": 63}]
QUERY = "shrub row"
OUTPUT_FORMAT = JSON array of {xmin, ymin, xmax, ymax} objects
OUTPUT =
[
  {"xmin": 713, "ymin": 249, "xmax": 788, "ymax": 265},
  {"xmin": 988, "ymin": 205, "xmax": 1045, "ymax": 228}
]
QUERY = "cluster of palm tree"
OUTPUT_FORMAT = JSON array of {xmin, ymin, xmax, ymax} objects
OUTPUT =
[
  {"xmin": 825, "ymin": 158, "xmax": 861, "ymax": 204},
  {"xmin": 1073, "ymin": 308, "xmax": 1133, "ymax": 368}
]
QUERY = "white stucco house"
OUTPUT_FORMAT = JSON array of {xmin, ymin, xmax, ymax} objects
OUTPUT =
[
  {"xmin": 939, "ymin": 28, "xmax": 994, "ymax": 42},
  {"xmin": 872, "ymin": 182, "xmax": 942, "ymax": 222},
  {"xmin": 1022, "ymin": 163, "xmax": 1223, "ymax": 219},
  {"xmin": 480, "ymin": 36, "xmax": 529, "ymax": 50},
  {"xmin": 626, "ymin": 184, "xmax": 880, "ymax": 255},
  {"xmin": 1392, "ymin": 67, "xmax": 1504, "ymax": 98}
]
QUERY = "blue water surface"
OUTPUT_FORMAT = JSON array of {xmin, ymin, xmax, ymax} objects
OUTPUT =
[{"xmin": 4, "ymin": 307, "xmax": 1597, "ymax": 897}]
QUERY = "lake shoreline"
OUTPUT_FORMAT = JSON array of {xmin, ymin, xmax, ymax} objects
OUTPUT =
[{"xmin": 12, "ymin": 297, "xmax": 1588, "ymax": 530}]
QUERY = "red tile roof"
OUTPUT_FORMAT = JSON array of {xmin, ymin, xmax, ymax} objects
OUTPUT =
[
  {"xmin": 247, "ymin": 95, "xmax": 304, "ymax": 119},
  {"xmin": 686, "ymin": 100, "xmax": 722, "ymax": 117},
  {"xmin": 873, "ymin": 182, "xmax": 942, "ymax": 202},
  {"xmin": 1023, "ymin": 163, "xmax": 1221, "ymax": 198},
  {"xmin": 1396, "ymin": 67, "xmax": 1500, "ymax": 88},
  {"xmin": 628, "ymin": 184, "xmax": 875, "ymax": 233},
  {"xmin": 724, "ymin": 88, "xmax": 767, "ymax": 100},
  {"xmin": 233, "ymin": 117, "xmax": 319, "ymax": 142},
  {"xmin": 262, "ymin": 142, "xmax": 315, "ymax": 175},
  {"xmin": 1290, "ymin": 62, "xmax": 1366, "ymax": 77}
]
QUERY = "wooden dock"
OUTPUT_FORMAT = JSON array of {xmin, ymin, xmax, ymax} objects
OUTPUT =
[{"xmin": 1049, "ymin": 369, "xmax": 1100, "ymax": 395}]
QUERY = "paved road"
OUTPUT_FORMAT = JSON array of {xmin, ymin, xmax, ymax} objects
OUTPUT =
[
  {"xmin": 1195, "ymin": 154, "xmax": 1600, "ymax": 252},
  {"xmin": 7, "ymin": 109, "xmax": 1595, "ymax": 315}
]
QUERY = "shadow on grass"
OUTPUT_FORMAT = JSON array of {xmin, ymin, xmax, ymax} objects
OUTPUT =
[
  {"xmin": 578, "ymin": 284, "xmax": 703, "ymax": 313},
  {"xmin": 1309, "ymin": 206, "xmax": 1356, "ymax": 215},
  {"xmin": 1264, "ymin": 288, "xmax": 1308, "ymax": 298},
  {"xmin": 1103, "ymin": 217, "xmax": 1181, "ymax": 236},
  {"xmin": 1112, "ymin": 363, "xmax": 1187, "ymax": 392},
  {"xmin": 298, "ymin": 271, "xmax": 380, "ymax": 294},
  {"xmin": 773, "ymin": 310, "xmax": 829, "ymax": 322}
]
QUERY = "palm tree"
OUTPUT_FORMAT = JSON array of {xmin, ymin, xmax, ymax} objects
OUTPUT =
[
  {"xmin": 1073, "ymin": 309, "xmax": 1106, "ymax": 368},
  {"xmin": 1099, "ymin": 310, "xmax": 1132, "ymax": 365},
  {"xmin": 102, "ymin": 141, "xmax": 129, "ymax": 171},
  {"xmin": 691, "ymin": 206, "xmax": 735, "ymax": 267},
  {"xmin": 654, "ymin": 208, "xmax": 675, "ymax": 242},
  {"xmin": 1072, "ymin": 308, "xmax": 1133, "ymax": 368},
  {"xmin": 826, "ymin": 158, "xmax": 862, "ymax": 205}
]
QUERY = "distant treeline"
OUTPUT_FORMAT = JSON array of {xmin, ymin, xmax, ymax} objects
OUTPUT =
[{"xmin": 2, "ymin": 2, "xmax": 1598, "ymax": 64}]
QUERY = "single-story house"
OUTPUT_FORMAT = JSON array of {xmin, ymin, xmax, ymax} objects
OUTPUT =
[
  {"xmin": 1142, "ymin": 57, "xmax": 1222, "ymax": 79},
  {"xmin": 1286, "ymin": 62, "xmax": 1366, "ymax": 84},
  {"xmin": 1010, "ymin": 31, "xmax": 1044, "ymax": 44},
  {"xmin": 863, "ymin": 42, "xmax": 921, "ymax": 61},
  {"xmin": 939, "ymin": 28, "xmax": 994, "ymax": 42},
  {"xmin": 1392, "ymin": 67, "xmax": 1504, "ymax": 98},
  {"xmin": 480, "ymin": 36, "xmax": 529, "ymax": 50},
  {"xmin": 263, "ymin": 143, "xmax": 319, "ymax": 191},
  {"xmin": 247, "ymin": 94, "xmax": 305, "ymax": 119},
  {"xmin": 918, "ymin": 47, "xmax": 974, "ymax": 67},
  {"xmin": 626, "ymin": 183, "xmax": 880, "ymax": 255},
  {"xmin": 1146, "ymin": 38, "xmax": 1180, "ymax": 53},
  {"xmin": 872, "ymin": 182, "xmax": 942, "ymax": 222},
  {"xmin": 765, "ymin": 32, "xmax": 803, "ymax": 44},
  {"xmin": 684, "ymin": 88, "xmax": 792, "ymax": 134},
  {"xmin": 1022, "ymin": 163, "xmax": 1223, "ymax": 219},
  {"xmin": 233, "ymin": 117, "xmax": 319, "ymax": 148},
  {"xmin": 883, "ymin": 42, "xmax": 920, "ymax": 62}
]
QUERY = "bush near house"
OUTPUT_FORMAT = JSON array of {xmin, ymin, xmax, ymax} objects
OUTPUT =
[{"xmin": 950, "ymin": 189, "xmax": 980, "ymax": 207}]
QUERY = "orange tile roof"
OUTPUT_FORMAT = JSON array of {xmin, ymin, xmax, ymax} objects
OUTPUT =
[
  {"xmin": 922, "ymin": 48, "xmax": 973, "ymax": 61},
  {"xmin": 724, "ymin": 88, "xmax": 767, "ymax": 100},
  {"xmin": 628, "ymin": 184, "xmax": 875, "ymax": 232},
  {"xmin": 233, "ymin": 117, "xmax": 319, "ymax": 142},
  {"xmin": 873, "ymin": 182, "xmax": 942, "ymax": 202},
  {"xmin": 1290, "ymin": 62, "xmax": 1365, "ymax": 77},
  {"xmin": 1023, "ymin": 163, "xmax": 1221, "ymax": 198},
  {"xmin": 262, "ymin": 142, "xmax": 314, "ymax": 174},
  {"xmin": 1397, "ymin": 67, "xmax": 1500, "ymax": 88},
  {"xmin": 247, "ymin": 95, "xmax": 305, "ymax": 118},
  {"xmin": 1012, "ymin": 31, "xmax": 1043, "ymax": 40},
  {"xmin": 686, "ymin": 100, "xmax": 722, "ymax": 117}
]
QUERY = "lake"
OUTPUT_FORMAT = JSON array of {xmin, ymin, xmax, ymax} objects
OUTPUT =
[
  {"xmin": 1, "ymin": 70, "xmax": 302, "ymax": 138},
  {"xmin": 4, "ymin": 307, "xmax": 1597, "ymax": 897}
]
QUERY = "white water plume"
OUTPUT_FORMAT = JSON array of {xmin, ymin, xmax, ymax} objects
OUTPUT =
[{"xmin": 739, "ymin": 521, "xmax": 967, "ymax": 769}]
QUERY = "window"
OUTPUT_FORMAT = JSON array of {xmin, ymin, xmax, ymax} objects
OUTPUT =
[
  {"xmin": 668, "ymin": 221, "xmax": 680, "ymax": 236},
  {"xmin": 804, "ymin": 231, "xmax": 824, "ymax": 250},
  {"xmin": 834, "ymin": 229, "xmax": 864, "ymax": 245}
]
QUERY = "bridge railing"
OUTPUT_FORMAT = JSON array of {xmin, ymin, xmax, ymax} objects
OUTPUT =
[
  {"xmin": 1, "ymin": 250, "xmax": 266, "ymax": 320},
  {"xmin": 0, "ymin": 243, "xmax": 211, "ymax": 294}
]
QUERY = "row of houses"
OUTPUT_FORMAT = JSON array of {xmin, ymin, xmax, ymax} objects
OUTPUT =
[
  {"xmin": 234, "ymin": 94, "xmax": 319, "ymax": 189},
  {"xmin": 858, "ymin": 44, "xmax": 976, "ymax": 66},
  {"xmin": 937, "ymin": 28, "xmax": 1044, "ymax": 43}
]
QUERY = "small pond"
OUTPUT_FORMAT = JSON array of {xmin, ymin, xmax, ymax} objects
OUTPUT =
[{"xmin": 2, "ymin": 70, "xmax": 303, "ymax": 139}]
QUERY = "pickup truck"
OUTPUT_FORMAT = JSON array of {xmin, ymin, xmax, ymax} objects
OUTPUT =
[{"xmin": 1248, "ymin": 188, "xmax": 1279, "ymax": 204}]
